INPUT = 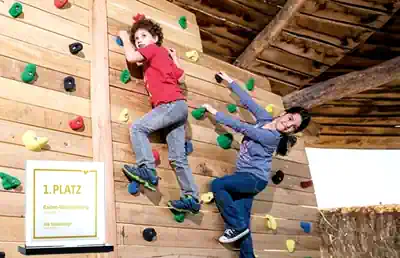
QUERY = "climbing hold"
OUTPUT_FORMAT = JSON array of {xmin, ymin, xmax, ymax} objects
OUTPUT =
[
  {"xmin": 54, "ymin": 0, "xmax": 68, "ymax": 8},
  {"xmin": 265, "ymin": 214, "xmax": 277, "ymax": 230},
  {"xmin": 128, "ymin": 181, "xmax": 139, "ymax": 195},
  {"xmin": 271, "ymin": 170, "xmax": 284, "ymax": 185},
  {"xmin": 64, "ymin": 76, "xmax": 76, "ymax": 92},
  {"xmin": 22, "ymin": 130, "xmax": 48, "ymax": 151},
  {"xmin": 152, "ymin": 149, "xmax": 160, "ymax": 166},
  {"xmin": 21, "ymin": 63, "xmax": 36, "ymax": 83},
  {"xmin": 114, "ymin": 36, "xmax": 124, "ymax": 47},
  {"xmin": 118, "ymin": 108, "xmax": 129, "ymax": 122},
  {"xmin": 142, "ymin": 228, "xmax": 157, "ymax": 242},
  {"xmin": 9, "ymin": 2, "xmax": 23, "ymax": 18},
  {"xmin": 191, "ymin": 107, "xmax": 206, "ymax": 120},
  {"xmin": 227, "ymin": 103, "xmax": 237, "ymax": 113},
  {"xmin": 173, "ymin": 212, "xmax": 185, "ymax": 223},
  {"xmin": 178, "ymin": 16, "xmax": 187, "ymax": 29},
  {"xmin": 286, "ymin": 239, "xmax": 296, "ymax": 253},
  {"xmin": 217, "ymin": 133, "xmax": 233, "ymax": 149},
  {"xmin": 69, "ymin": 42, "xmax": 83, "ymax": 55},
  {"xmin": 69, "ymin": 116, "xmax": 84, "ymax": 131},
  {"xmin": 300, "ymin": 221, "xmax": 311, "ymax": 233},
  {"xmin": 300, "ymin": 180, "xmax": 313, "ymax": 189},
  {"xmin": 200, "ymin": 192, "xmax": 214, "ymax": 204},
  {"xmin": 246, "ymin": 78, "xmax": 255, "ymax": 91},
  {"xmin": 185, "ymin": 50, "xmax": 199, "ymax": 62},
  {"xmin": 133, "ymin": 13, "xmax": 145, "ymax": 23},
  {"xmin": 215, "ymin": 73, "xmax": 223, "ymax": 83},
  {"xmin": 185, "ymin": 140, "xmax": 193, "ymax": 155},
  {"xmin": 120, "ymin": 69, "xmax": 131, "ymax": 84},
  {"xmin": 0, "ymin": 172, "xmax": 21, "ymax": 190}
]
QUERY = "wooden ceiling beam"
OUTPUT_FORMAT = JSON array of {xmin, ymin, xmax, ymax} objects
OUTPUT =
[
  {"xmin": 283, "ymin": 56, "xmax": 400, "ymax": 109},
  {"xmin": 234, "ymin": 0, "xmax": 307, "ymax": 69}
]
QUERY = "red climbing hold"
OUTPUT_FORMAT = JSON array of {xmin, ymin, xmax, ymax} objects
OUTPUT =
[
  {"xmin": 300, "ymin": 180, "xmax": 313, "ymax": 189},
  {"xmin": 152, "ymin": 149, "xmax": 160, "ymax": 167},
  {"xmin": 133, "ymin": 13, "xmax": 145, "ymax": 23},
  {"xmin": 54, "ymin": 0, "xmax": 68, "ymax": 9},
  {"xmin": 69, "ymin": 116, "xmax": 84, "ymax": 131}
]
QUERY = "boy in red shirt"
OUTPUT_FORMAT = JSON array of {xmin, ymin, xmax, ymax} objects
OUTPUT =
[{"xmin": 118, "ymin": 17, "xmax": 201, "ymax": 214}]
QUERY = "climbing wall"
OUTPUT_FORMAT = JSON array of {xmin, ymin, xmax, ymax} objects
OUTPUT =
[
  {"xmin": 0, "ymin": 0, "xmax": 102, "ymax": 257},
  {"xmin": 107, "ymin": 0, "xmax": 321, "ymax": 257}
]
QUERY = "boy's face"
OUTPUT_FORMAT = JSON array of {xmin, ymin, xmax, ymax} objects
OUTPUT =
[{"xmin": 134, "ymin": 28, "xmax": 158, "ymax": 49}]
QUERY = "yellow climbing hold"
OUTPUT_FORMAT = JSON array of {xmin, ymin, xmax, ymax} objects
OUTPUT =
[
  {"xmin": 265, "ymin": 104, "xmax": 283, "ymax": 117},
  {"xmin": 185, "ymin": 50, "xmax": 199, "ymax": 62},
  {"xmin": 118, "ymin": 108, "xmax": 129, "ymax": 122},
  {"xmin": 22, "ymin": 130, "xmax": 48, "ymax": 151},
  {"xmin": 286, "ymin": 239, "xmax": 295, "ymax": 253},
  {"xmin": 265, "ymin": 214, "xmax": 277, "ymax": 230},
  {"xmin": 200, "ymin": 192, "xmax": 214, "ymax": 204}
]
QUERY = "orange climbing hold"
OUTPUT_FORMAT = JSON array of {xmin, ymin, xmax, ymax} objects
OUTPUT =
[{"xmin": 54, "ymin": 0, "xmax": 68, "ymax": 9}]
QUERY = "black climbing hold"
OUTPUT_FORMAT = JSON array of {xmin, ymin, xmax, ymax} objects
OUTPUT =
[
  {"xmin": 0, "ymin": 251, "xmax": 4, "ymax": 258},
  {"xmin": 142, "ymin": 228, "xmax": 157, "ymax": 242},
  {"xmin": 64, "ymin": 76, "xmax": 76, "ymax": 92},
  {"xmin": 215, "ymin": 73, "xmax": 223, "ymax": 83},
  {"xmin": 69, "ymin": 42, "xmax": 83, "ymax": 55},
  {"xmin": 271, "ymin": 170, "xmax": 284, "ymax": 185}
]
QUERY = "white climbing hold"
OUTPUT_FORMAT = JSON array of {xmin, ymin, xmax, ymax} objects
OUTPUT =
[
  {"xmin": 118, "ymin": 108, "xmax": 129, "ymax": 122},
  {"xmin": 200, "ymin": 192, "xmax": 214, "ymax": 204},
  {"xmin": 22, "ymin": 130, "xmax": 48, "ymax": 151},
  {"xmin": 286, "ymin": 239, "xmax": 296, "ymax": 253},
  {"xmin": 185, "ymin": 50, "xmax": 199, "ymax": 62},
  {"xmin": 265, "ymin": 214, "xmax": 277, "ymax": 230}
]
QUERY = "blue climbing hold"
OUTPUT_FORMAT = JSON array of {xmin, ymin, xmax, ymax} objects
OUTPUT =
[
  {"xmin": 185, "ymin": 140, "xmax": 193, "ymax": 155},
  {"xmin": 115, "ymin": 36, "xmax": 124, "ymax": 47},
  {"xmin": 300, "ymin": 221, "xmax": 311, "ymax": 233},
  {"xmin": 128, "ymin": 181, "xmax": 139, "ymax": 195}
]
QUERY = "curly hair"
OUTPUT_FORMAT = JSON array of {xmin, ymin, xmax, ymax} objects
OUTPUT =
[{"xmin": 130, "ymin": 18, "xmax": 164, "ymax": 46}]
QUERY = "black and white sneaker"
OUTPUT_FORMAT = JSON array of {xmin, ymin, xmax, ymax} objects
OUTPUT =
[{"xmin": 218, "ymin": 228, "xmax": 250, "ymax": 244}]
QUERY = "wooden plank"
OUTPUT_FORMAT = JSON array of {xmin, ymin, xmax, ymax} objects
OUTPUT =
[
  {"xmin": 137, "ymin": 0, "xmax": 196, "ymax": 24},
  {"xmin": 0, "ymin": 15, "xmax": 91, "ymax": 61},
  {"xmin": 0, "ymin": 77, "xmax": 91, "ymax": 117},
  {"xmin": 332, "ymin": 0, "xmax": 395, "ymax": 12},
  {"xmin": 0, "ymin": 34, "xmax": 90, "ymax": 79},
  {"xmin": 0, "ymin": 56, "xmax": 90, "ymax": 99},
  {"xmin": 89, "ymin": 0, "xmax": 117, "ymax": 255},
  {"xmin": 71, "ymin": 0, "xmax": 90, "ymax": 9},
  {"xmin": 311, "ymin": 116, "xmax": 400, "ymax": 126},
  {"xmin": 106, "ymin": 0, "xmax": 202, "ymax": 52},
  {"xmin": 117, "ymin": 224, "xmax": 321, "ymax": 250},
  {"xmin": 0, "ymin": 191, "xmax": 24, "ymax": 217},
  {"xmin": 320, "ymin": 125, "xmax": 400, "ymax": 136},
  {"xmin": 310, "ymin": 105, "xmax": 400, "ymax": 116},
  {"xmin": 307, "ymin": 135, "xmax": 400, "ymax": 149},
  {"xmin": 0, "ymin": 2, "xmax": 90, "ymax": 43}
]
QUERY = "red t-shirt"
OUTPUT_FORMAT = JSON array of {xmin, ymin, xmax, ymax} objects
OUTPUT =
[{"xmin": 137, "ymin": 44, "xmax": 185, "ymax": 107}]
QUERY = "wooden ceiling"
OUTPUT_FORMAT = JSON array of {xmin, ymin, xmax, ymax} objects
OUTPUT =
[{"xmin": 168, "ymin": 0, "xmax": 400, "ymax": 149}]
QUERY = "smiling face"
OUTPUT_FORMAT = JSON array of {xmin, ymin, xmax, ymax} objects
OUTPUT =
[
  {"xmin": 134, "ymin": 28, "xmax": 158, "ymax": 49},
  {"xmin": 274, "ymin": 112, "xmax": 302, "ymax": 134}
]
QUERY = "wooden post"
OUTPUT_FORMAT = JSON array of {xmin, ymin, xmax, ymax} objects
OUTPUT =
[
  {"xmin": 89, "ymin": 0, "xmax": 117, "ymax": 256},
  {"xmin": 283, "ymin": 56, "xmax": 400, "ymax": 109},
  {"xmin": 234, "ymin": 0, "xmax": 307, "ymax": 68}
]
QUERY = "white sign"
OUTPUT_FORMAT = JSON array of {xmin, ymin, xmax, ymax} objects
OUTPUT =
[{"xmin": 24, "ymin": 160, "xmax": 106, "ymax": 247}]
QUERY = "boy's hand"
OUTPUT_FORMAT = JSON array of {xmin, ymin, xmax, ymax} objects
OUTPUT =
[
  {"xmin": 118, "ymin": 30, "xmax": 130, "ymax": 42},
  {"xmin": 201, "ymin": 104, "xmax": 217, "ymax": 115},
  {"xmin": 217, "ymin": 71, "xmax": 234, "ymax": 84}
]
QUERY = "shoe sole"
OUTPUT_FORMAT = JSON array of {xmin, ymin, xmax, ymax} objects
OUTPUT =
[
  {"xmin": 122, "ymin": 166, "xmax": 156, "ymax": 192},
  {"xmin": 167, "ymin": 201, "xmax": 200, "ymax": 215},
  {"xmin": 218, "ymin": 228, "xmax": 250, "ymax": 244}
]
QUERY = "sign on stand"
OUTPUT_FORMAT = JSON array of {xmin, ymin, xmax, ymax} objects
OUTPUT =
[{"xmin": 19, "ymin": 160, "xmax": 113, "ymax": 255}]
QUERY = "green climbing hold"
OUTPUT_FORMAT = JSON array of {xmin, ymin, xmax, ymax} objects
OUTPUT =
[
  {"xmin": 246, "ymin": 77, "xmax": 255, "ymax": 91},
  {"xmin": 227, "ymin": 104, "xmax": 237, "ymax": 113},
  {"xmin": 173, "ymin": 212, "xmax": 185, "ymax": 223},
  {"xmin": 178, "ymin": 16, "xmax": 187, "ymax": 29},
  {"xmin": 217, "ymin": 133, "xmax": 233, "ymax": 149},
  {"xmin": 21, "ymin": 63, "xmax": 36, "ymax": 83},
  {"xmin": 120, "ymin": 69, "xmax": 131, "ymax": 84},
  {"xmin": 9, "ymin": 2, "xmax": 23, "ymax": 18},
  {"xmin": 0, "ymin": 172, "xmax": 21, "ymax": 190},
  {"xmin": 191, "ymin": 107, "xmax": 206, "ymax": 120}
]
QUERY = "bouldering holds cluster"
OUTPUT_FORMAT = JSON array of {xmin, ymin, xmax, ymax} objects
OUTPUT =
[
  {"xmin": 0, "ymin": 172, "xmax": 21, "ymax": 190},
  {"xmin": 227, "ymin": 103, "xmax": 237, "ymax": 113},
  {"xmin": 133, "ymin": 13, "xmax": 145, "ymax": 23},
  {"xmin": 300, "ymin": 180, "xmax": 313, "ymax": 189},
  {"xmin": 286, "ymin": 239, "xmax": 295, "ymax": 253},
  {"xmin": 120, "ymin": 69, "xmax": 131, "ymax": 84},
  {"xmin": 200, "ymin": 192, "xmax": 214, "ymax": 204},
  {"xmin": 22, "ymin": 130, "xmax": 48, "ymax": 151},
  {"xmin": 185, "ymin": 50, "xmax": 199, "ymax": 62},
  {"xmin": 9, "ymin": 2, "xmax": 23, "ymax": 18},
  {"xmin": 114, "ymin": 36, "xmax": 124, "ymax": 47},
  {"xmin": 300, "ymin": 221, "xmax": 311, "ymax": 233},
  {"xmin": 191, "ymin": 107, "xmax": 206, "ymax": 120},
  {"xmin": 118, "ymin": 108, "xmax": 129, "ymax": 122},
  {"xmin": 69, "ymin": 116, "xmax": 84, "ymax": 131},
  {"xmin": 215, "ymin": 73, "xmax": 223, "ymax": 83},
  {"xmin": 64, "ymin": 76, "xmax": 76, "ymax": 92},
  {"xmin": 271, "ymin": 170, "xmax": 284, "ymax": 185},
  {"xmin": 142, "ymin": 227, "xmax": 157, "ymax": 242},
  {"xmin": 69, "ymin": 42, "xmax": 83, "ymax": 55},
  {"xmin": 264, "ymin": 214, "xmax": 277, "ymax": 230},
  {"xmin": 217, "ymin": 133, "xmax": 233, "ymax": 149},
  {"xmin": 21, "ymin": 63, "xmax": 36, "ymax": 83},
  {"xmin": 178, "ymin": 16, "xmax": 187, "ymax": 29},
  {"xmin": 246, "ymin": 78, "xmax": 255, "ymax": 91},
  {"xmin": 54, "ymin": 0, "xmax": 68, "ymax": 8},
  {"xmin": 152, "ymin": 149, "xmax": 160, "ymax": 166},
  {"xmin": 185, "ymin": 140, "xmax": 193, "ymax": 155},
  {"xmin": 128, "ymin": 181, "xmax": 139, "ymax": 195}
]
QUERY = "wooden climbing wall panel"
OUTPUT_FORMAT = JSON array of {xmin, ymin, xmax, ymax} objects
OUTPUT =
[{"xmin": 107, "ymin": 0, "xmax": 320, "ymax": 257}]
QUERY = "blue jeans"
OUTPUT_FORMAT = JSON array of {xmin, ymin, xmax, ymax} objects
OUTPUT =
[
  {"xmin": 130, "ymin": 100, "xmax": 199, "ymax": 198},
  {"xmin": 211, "ymin": 172, "xmax": 267, "ymax": 258}
]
